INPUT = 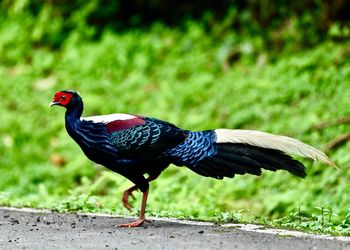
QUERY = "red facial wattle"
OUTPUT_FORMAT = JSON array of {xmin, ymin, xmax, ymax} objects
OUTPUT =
[{"xmin": 50, "ymin": 91, "xmax": 73, "ymax": 107}]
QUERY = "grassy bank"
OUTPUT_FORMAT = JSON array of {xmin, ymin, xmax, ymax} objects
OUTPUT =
[{"xmin": 1, "ymin": 23, "xmax": 350, "ymax": 234}]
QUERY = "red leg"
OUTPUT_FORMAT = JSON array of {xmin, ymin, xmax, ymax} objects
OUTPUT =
[
  {"xmin": 120, "ymin": 174, "xmax": 159, "ymax": 211},
  {"xmin": 117, "ymin": 189, "xmax": 149, "ymax": 228},
  {"xmin": 117, "ymin": 174, "xmax": 159, "ymax": 227}
]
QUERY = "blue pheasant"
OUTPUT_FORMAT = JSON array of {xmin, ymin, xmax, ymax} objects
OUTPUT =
[{"xmin": 50, "ymin": 90, "xmax": 335, "ymax": 227}]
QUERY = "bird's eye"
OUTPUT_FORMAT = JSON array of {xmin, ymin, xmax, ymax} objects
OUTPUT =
[{"xmin": 61, "ymin": 95, "xmax": 66, "ymax": 100}]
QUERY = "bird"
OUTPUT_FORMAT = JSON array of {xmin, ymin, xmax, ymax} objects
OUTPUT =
[{"xmin": 49, "ymin": 90, "xmax": 336, "ymax": 227}]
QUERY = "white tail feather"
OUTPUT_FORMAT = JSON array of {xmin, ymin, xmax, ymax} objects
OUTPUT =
[{"xmin": 215, "ymin": 129, "xmax": 336, "ymax": 167}]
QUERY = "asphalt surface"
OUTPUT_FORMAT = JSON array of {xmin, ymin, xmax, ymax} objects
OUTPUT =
[{"xmin": 1, "ymin": 208, "xmax": 350, "ymax": 250}]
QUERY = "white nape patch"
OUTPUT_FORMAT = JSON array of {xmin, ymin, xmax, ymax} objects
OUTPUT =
[
  {"xmin": 215, "ymin": 129, "xmax": 336, "ymax": 167},
  {"xmin": 81, "ymin": 113, "xmax": 136, "ymax": 124}
]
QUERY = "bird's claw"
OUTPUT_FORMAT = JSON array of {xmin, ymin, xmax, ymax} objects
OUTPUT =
[
  {"xmin": 122, "ymin": 188, "xmax": 137, "ymax": 211},
  {"xmin": 130, "ymin": 193, "xmax": 136, "ymax": 200},
  {"xmin": 116, "ymin": 218, "xmax": 151, "ymax": 228},
  {"xmin": 122, "ymin": 197, "xmax": 133, "ymax": 211}
]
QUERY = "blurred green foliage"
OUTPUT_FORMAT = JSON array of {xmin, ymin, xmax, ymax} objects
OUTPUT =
[
  {"xmin": 1, "ymin": 0, "xmax": 350, "ymax": 234},
  {"xmin": 1, "ymin": 0, "xmax": 350, "ymax": 62}
]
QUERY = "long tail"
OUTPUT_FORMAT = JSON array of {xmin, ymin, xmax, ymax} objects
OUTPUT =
[
  {"xmin": 188, "ymin": 129, "xmax": 336, "ymax": 179},
  {"xmin": 215, "ymin": 129, "xmax": 336, "ymax": 167}
]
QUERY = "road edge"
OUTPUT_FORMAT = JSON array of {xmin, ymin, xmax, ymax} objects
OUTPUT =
[{"xmin": 1, "ymin": 206, "xmax": 350, "ymax": 242}]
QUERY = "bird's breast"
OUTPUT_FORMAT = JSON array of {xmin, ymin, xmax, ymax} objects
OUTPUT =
[{"xmin": 66, "ymin": 120, "xmax": 119, "ymax": 166}]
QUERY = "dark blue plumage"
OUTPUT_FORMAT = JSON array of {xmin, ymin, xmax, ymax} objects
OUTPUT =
[
  {"xmin": 164, "ymin": 131, "xmax": 217, "ymax": 166},
  {"xmin": 50, "ymin": 90, "xmax": 334, "ymax": 227}
]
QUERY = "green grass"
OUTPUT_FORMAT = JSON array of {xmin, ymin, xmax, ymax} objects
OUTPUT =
[{"xmin": 1, "ymin": 22, "xmax": 350, "ymax": 235}]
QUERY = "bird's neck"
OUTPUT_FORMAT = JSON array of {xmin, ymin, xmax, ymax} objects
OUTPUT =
[
  {"xmin": 65, "ymin": 101, "xmax": 84, "ymax": 136},
  {"xmin": 63, "ymin": 101, "xmax": 118, "ymax": 166}
]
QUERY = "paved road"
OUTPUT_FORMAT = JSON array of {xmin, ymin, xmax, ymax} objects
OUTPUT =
[{"xmin": 0, "ymin": 208, "xmax": 350, "ymax": 250}]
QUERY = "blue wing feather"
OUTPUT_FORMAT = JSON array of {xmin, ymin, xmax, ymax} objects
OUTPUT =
[
  {"xmin": 164, "ymin": 130, "xmax": 217, "ymax": 166},
  {"xmin": 109, "ymin": 118, "xmax": 188, "ymax": 158}
]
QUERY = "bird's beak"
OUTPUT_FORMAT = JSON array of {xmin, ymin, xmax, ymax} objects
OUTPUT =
[{"xmin": 49, "ymin": 101, "xmax": 59, "ymax": 107}]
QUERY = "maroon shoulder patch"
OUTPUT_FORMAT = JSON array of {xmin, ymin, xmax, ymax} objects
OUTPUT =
[{"xmin": 106, "ymin": 118, "xmax": 145, "ymax": 132}]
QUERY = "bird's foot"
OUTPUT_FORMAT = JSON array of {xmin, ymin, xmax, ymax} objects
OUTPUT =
[
  {"xmin": 122, "ymin": 188, "xmax": 137, "ymax": 211},
  {"xmin": 116, "ymin": 218, "xmax": 151, "ymax": 228}
]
